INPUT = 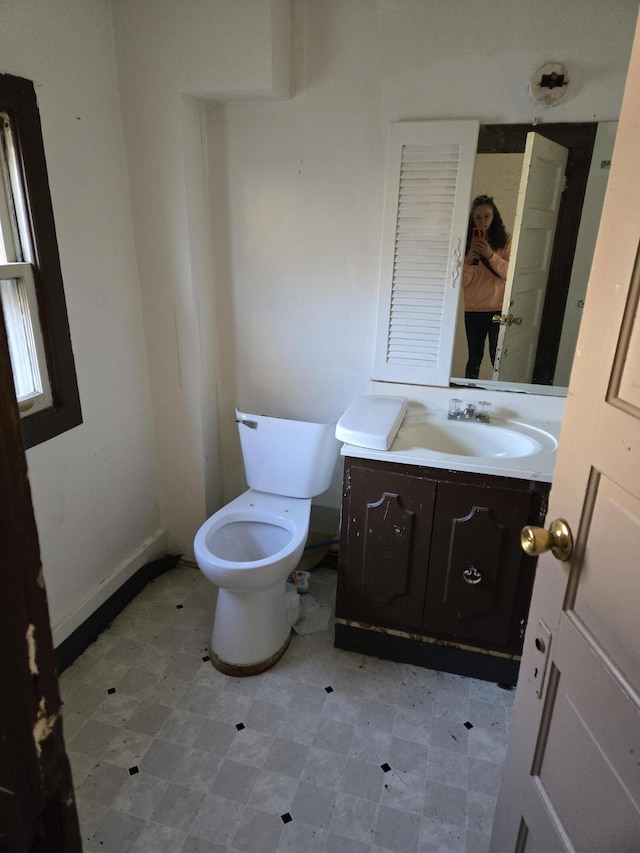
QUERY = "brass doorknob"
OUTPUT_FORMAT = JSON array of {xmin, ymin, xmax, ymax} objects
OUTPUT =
[
  {"xmin": 521, "ymin": 518, "xmax": 573, "ymax": 562},
  {"xmin": 492, "ymin": 313, "xmax": 523, "ymax": 327}
]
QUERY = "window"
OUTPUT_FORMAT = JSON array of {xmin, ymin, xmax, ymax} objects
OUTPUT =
[{"xmin": 0, "ymin": 73, "xmax": 81, "ymax": 447}]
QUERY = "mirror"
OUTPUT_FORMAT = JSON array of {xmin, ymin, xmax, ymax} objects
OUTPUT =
[{"xmin": 450, "ymin": 122, "xmax": 616, "ymax": 394}]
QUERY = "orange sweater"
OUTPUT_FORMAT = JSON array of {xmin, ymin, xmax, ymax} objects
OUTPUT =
[{"xmin": 462, "ymin": 234, "xmax": 512, "ymax": 312}]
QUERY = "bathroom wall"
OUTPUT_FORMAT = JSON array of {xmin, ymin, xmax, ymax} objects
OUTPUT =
[
  {"xmin": 0, "ymin": 0, "xmax": 289, "ymax": 643},
  {"xmin": 112, "ymin": 0, "xmax": 291, "ymax": 551},
  {"xmin": 0, "ymin": 0, "xmax": 163, "ymax": 640},
  {"xmin": 212, "ymin": 0, "xmax": 638, "ymax": 504}
]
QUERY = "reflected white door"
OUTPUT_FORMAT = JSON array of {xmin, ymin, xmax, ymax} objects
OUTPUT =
[
  {"xmin": 493, "ymin": 133, "xmax": 568, "ymax": 383},
  {"xmin": 491, "ymin": 12, "xmax": 640, "ymax": 851}
]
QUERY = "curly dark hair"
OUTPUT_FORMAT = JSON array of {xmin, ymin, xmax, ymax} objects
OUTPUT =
[{"xmin": 465, "ymin": 194, "xmax": 509, "ymax": 252}]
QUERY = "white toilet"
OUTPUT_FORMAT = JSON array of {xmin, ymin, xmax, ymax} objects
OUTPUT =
[{"xmin": 194, "ymin": 410, "xmax": 339, "ymax": 676}]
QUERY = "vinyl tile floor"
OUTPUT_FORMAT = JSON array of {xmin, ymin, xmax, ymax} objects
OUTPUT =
[{"xmin": 61, "ymin": 560, "xmax": 514, "ymax": 853}]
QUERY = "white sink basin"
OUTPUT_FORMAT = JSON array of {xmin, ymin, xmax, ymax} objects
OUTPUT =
[{"xmin": 395, "ymin": 419, "xmax": 554, "ymax": 459}]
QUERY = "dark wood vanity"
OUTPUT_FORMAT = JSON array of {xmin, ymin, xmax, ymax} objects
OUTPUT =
[{"xmin": 335, "ymin": 456, "xmax": 550, "ymax": 684}]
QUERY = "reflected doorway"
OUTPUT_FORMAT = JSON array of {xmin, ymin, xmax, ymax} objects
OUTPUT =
[{"xmin": 452, "ymin": 122, "xmax": 614, "ymax": 388}]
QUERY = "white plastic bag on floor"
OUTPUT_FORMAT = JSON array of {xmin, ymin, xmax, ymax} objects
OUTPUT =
[{"xmin": 285, "ymin": 582, "xmax": 301, "ymax": 626}]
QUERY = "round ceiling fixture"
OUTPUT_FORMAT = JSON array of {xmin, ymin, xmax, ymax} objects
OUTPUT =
[{"xmin": 529, "ymin": 62, "xmax": 570, "ymax": 107}]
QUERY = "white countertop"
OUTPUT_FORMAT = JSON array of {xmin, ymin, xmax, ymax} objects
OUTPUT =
[{"xmin": 339, "ymin": 385, "xmax": 564, "ymax": 483}]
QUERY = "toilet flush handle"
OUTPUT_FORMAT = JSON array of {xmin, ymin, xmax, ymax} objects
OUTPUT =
[{"xmin": 236, "ymin": 417, "xmax": 258, "ymax": 429}]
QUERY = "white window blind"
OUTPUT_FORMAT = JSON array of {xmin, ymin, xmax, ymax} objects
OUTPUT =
[
  {"xmin": 374, "ymin": 121, "xmax": 479, "ymax": 387},
  {"xmin": 1, "ymin": 110, "xmax": 52, "ymax": 414}
]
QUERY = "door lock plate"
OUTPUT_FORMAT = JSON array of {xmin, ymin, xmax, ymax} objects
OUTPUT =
[{"xmin": 532, "ymin": 620, "xmax": 552, "ymax": 699}]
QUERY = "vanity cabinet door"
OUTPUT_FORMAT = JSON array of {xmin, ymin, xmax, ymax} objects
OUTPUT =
[
  {"xmin": 337, "ymin": 461, "xmax": 437, "ymax": 632},
  {"xmin": 423, "ymin": 480, "xmax": 538, "ymax": 651}
]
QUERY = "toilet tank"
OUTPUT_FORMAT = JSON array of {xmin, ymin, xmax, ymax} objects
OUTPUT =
[{"xmin": 236, "ymin": 410, "xmax": 340, "ymax": 498}]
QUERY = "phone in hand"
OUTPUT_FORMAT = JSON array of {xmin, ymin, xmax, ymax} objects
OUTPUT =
[{"xmin": 471, "ymin": 226, "xmax": 485, "ymax": 265}]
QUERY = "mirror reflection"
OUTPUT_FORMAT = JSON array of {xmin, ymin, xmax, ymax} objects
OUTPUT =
[{"xmin": 451, "ymin": 122, "xmax": 616, "ymax": 392}]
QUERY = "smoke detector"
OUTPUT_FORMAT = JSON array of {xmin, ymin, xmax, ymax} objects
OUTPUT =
[{"xmin": 529, "ymin": 62, "xmax": 570, "ymax": 107}]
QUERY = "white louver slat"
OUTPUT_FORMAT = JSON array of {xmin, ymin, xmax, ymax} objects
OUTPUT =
[{"xmin": 374, "ymin": 121, "xmax": 479, "ymax": 387}]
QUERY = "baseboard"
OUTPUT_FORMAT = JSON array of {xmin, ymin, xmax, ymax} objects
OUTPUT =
[{"xmin": 52, "ymin": 529, "xmax": 177, "ymax": 672}]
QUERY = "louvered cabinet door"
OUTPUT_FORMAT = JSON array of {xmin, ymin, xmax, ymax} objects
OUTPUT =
[{"xmin": 373, "ymin": 120, "xmax": 479, "ymax": 387}]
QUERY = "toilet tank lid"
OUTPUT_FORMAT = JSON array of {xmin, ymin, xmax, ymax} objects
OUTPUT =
[{"xmin": 335, "ymin": 395, "xmax": 408, "ymax": 451}]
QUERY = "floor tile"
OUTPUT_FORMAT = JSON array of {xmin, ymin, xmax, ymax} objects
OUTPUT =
[
  {"xmin": 277, "ymin": 818, "xmax": 327, "ymax": 852},
  {"xmin": 209, "ymin": 758, "xmax": 260, "ymax": 803},
  {"xmin": 264, "ymin": 735, "xmax": 310, "ymax": 778},
  {"xmin": 231, "ymin": 806, "xmax": 283, "ymax": 853},
  {"xmin": 373, "ymin": 804, "xmax": 421, "ymax": 853},
  {"xmin": 149, "ymin": 781, "xmax": 205, "ymax": 831},
  {"xmin": 328, "ymin": 792, "xmax": 378, "ymax": 844},
  {"xmin": 247, "ymin": 768, "xmax": 299, "ymax": 813},
  {"xmin": 423, "ymin": 780, "xmax": 467, "ymax": 826},
  {"xmin": 290, "ymin": 780, "xmax": 337, "ymax": 828},
  {"xmin": 139, "ymin": 737, "xmax": 188, "ymax": 779},
  {"xmin": 126, "ymin": 699, "xmax": 172, "ymax": 735},
  {"xmin": 380, "ymin": 768, "xmax": 425, "ymax": 815},
  {"xmin": 65, "ymin": 563, "xmax": 512, "ymax": 852},
  {"xmin": 89, "ymin": 807, "xmax": 146, "ymax": 852}
]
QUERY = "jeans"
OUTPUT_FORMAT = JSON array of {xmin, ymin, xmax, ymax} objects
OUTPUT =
[{"xmin": 464, "ymin": 311, "xmax": 499, "ymax": 379}]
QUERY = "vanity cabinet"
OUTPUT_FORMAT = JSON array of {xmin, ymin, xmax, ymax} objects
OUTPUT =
[{"xmin": 335, "ymin": 457, "xmax": 550, "ymax": 681}]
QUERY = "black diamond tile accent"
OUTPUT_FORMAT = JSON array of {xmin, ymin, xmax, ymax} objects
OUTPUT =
[
  {"xmin": 464, "ymin": 721, "xmax": 474, "ymax": 730},
  {"xmin": 107, "ymin": 687, "xmax": 116, "ymax": 695},
  {"xmin": 236, "ymin": 723, "xmax": 245, "ymax": 731},
  {"xmin": 324, "ymin": 686, "xmax": 334, "ymax": 693},
  {"xmin": 380, "ymin": 763, "xmax": 391, "ymax": 773},
  {"xmin": 281, "ymin": 813, "xmax": 293, "ymax": 824},
  {"xmin": 128, "ymin": 766, "xmax": 139, "ymax": 775}
]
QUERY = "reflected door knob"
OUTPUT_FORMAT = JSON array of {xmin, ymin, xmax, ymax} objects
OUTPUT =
[
  {"xmin": 521, "ymin": 518, "xmax": 573, "ymax": 562},
  {"xmin": 492, "ymin": 313, "xmax": 524, "ymax": 327}
]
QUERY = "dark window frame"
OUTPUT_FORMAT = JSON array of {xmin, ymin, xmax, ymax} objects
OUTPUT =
[{"xmin": 0, "ymin": 72, "xmax": 81, "ymax": 448}]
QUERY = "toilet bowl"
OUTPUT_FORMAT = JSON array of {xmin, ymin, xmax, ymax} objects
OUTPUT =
[{"xmin": 194, "ymin": 410, "xmax": 339, "ymax": 676}]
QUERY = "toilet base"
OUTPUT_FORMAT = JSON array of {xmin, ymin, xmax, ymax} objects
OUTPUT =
[{"xmin": 208, "ymin": 631, "xmax": 292, "ymax": 677}]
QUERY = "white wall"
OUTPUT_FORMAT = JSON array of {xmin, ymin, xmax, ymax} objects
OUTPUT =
[
  {"xmin": 213, "ymin": 0, "xmax": 639, "ymax": 503},
  {"xmin": 111, "ymin": 0, "xmax": 291, "ymax": 552},
  {"xmin": 0, "ymin": 0, "xmax": 163, "ymax": 639}
]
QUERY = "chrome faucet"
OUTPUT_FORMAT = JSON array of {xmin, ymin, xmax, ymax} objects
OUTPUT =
[
  {"xmin": 448, "ymin": 399, "xmax": 491, "ymax": 423},
  {"xmin": 462, "ymin": 403, "xmax": 476, "ymax": 420}
]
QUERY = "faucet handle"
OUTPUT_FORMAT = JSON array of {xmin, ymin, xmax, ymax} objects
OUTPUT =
[
  {"xmin": 448, "ymin": 398, "xmax": 464, "ymax": 418},
  {"xmin": 476, "ymin": 401, "xmax": 491, "ymax": 422}
]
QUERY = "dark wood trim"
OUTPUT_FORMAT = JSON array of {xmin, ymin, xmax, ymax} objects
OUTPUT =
[
  {"xmin": 0, "ymin": 297, "xmax": 81, "ymax": 850},
  {"xmin": 478, "ymin": 123, "xmax": 598, "ymax": 385},
  {"xmin": 1, "ymin": 72, "xmax": 82, "ymax": 448},
  {"xmin": 54, "ymin": 554, "xmax": 181, "ymax": 673}
]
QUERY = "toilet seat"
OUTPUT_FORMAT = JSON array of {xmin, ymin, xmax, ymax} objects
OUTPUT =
[{"xmin": 194, "ymin": 490, "xmax": 311, "ymax": 588}]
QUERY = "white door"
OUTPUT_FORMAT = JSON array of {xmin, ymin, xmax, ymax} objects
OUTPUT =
[
  {"xmin": 491, "ymin": 11, "xmax": 640, "ymax": 851},
  {"xmin": 493, "ymin": 133, "xmax": 568, "ymax": 383}
]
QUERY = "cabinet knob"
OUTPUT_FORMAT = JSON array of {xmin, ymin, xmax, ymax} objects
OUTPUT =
[
  {"xmin": 462, "ymin": 566, "xmax": 483, "ymax": 585},
  {"xmin": 521, "ymin": 518, "xmax": 573, "ymax": 562}
]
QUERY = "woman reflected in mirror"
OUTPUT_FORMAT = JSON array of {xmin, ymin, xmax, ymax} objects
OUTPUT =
[{"xmin": 462, "ymin": 195, "xmax": 512, "ymax": 379}]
